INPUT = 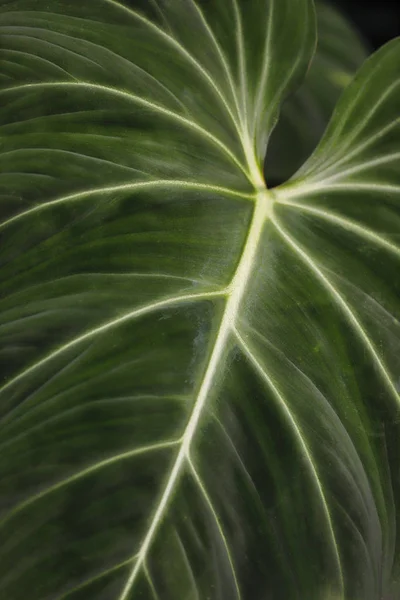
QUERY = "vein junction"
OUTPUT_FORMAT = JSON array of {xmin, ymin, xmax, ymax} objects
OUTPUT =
[{"xmin": 118, "ymin": 188, "xmax": 273, "ymax": 599}]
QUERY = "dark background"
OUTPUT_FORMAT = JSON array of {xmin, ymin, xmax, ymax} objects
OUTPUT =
[{"xmin": 330, "ymin": 0, "xmax": 400, "ymax": 49}]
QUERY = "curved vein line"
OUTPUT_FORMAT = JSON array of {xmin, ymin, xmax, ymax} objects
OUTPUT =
[
  {"xmin": 9, "ymin": 26, "xmax": 187, "ymax": 112},
  {"xmin": 0, "ymin": 272, "xmax": 210, "ymax": 305},
  {"xmin": 261, "ymin": 34, "xmax": 305, "ymax": 131},
  {"xmin": 147, "ymin": 0, "xmax": 171, "ymax": 30},
  {"xmin": 325, "ymin": 445, "xmax": 381, "ymax": 534},
  {"xmin": 188, "ymin": 0, "xmax": 242, "ymax": 127},
  {"xmin": 328, "ymin": 270, "xmax": 400, "ymax": 329},
  {"xmin": 309, "ymin": 57, "xmax": 399, "ymax": 175},
  {"xmin": 1, "ymin": 58, "xmax": 29, "ymax": 75},
  {"xmin": 7, "ymin": 23, "xmax": 190, "ymax": 114},
  {"xmin": 0, "ymin": 179, "xmax": 254, "ymax": 230},
  {"xmin": 241, "ymin": 322, "xmax": 381, "ymax": 525},
  {"xmin": 188, "ymin": 458, "xmax": 241, "ymax": 599},
  {"xmin": 230, "ymin": 0, "xmax": 264, "ymax": 188},
  {"xmin": 0, "ymin": 440, "xmax": 178, "ymax": 527},
  {"xmin": 2, "ymin": 31, "xmax": 103, "ymax": 71},
  {"xmin": 0, "ymin": 290, "xmax": 224, "ymax": 396},
  {"xmin": 1, "ymin": 341, "xmax": 91, "ymax": 427},
  {"xmin": 1, "ymin": 47, "xmax": 76, "ymax": 80},
  {"xmin": 329, "ymin": 183, "xmax": 400, "ymax": 194},
  {"xmin": 239, "ymin": 324, "xmax": 328, "ymax": 402},
  {"xmin": 324, "ymin": 78, "xmax": 400, "ymax": 168},
  {"xmin": 145, "ymin": 565, "xmax": 160, "ymax": 600},
  {"xmin": 277, "ymin": 200, "xmax": 400, "ymax": 258},
  {"xmin": 116, "ymin": 192, "xmax": 270, "ymax": 599},
  {"xmin": 52, "ymin": 556, "xmax": 138, "ymax": 600},
  {"xmin": 271, "ymin": 214, "xmax": 400, "ymax": 408},
  {"xmin": 102, "ymin": 0, "xmax": 242, "ymax": 137},
  {"xmin": 173, "ymin": 530, "xmax": 200, "ymax": 600},
  {"xmin": 334, "ymin": 501, "xmax": 377, "ymax": 586},
  {"xmin": 379, "ymin": 430, "xmax": 397, "ymax": 561},
  {"xmin": 0, "ymin": 395, "xmax": 187, "ymax": 451},
  {"xmin": 233, "ymin": 328, "xmax": 344, "ymax": 595},
  {"xmin": 232, "ymin": 0, "xmax": 247, "ymax": 127},
  {"xmin": 2, "ymin": 26, "xmax": 104, "ymax": 72},
  {"xmin": 314, "ymin": 152, "xmax": 400, "ymax": 184},
  {"xmin": 0, "ymin": 82, "xmax": 248, "ymax": 179},
  {"xmin": 0, "ymin": 147, "xmax": 143, "ymax": 174},
  {"xmin": 275, "ymin": 181, "xmax": 400, "ymax": 201},
  {"xmin": 0, "ymin": 171, "xmax": 54, "ymax": 180},
  {"xmin": 252, "ymin": 0, "xmax": 275, "ymax": 136},
  {"xmin": 212, "ymin": 415, "xmax": 261, "ymax": 504},
  {"xmin": 307, "ymin": 117, "xmax": 400, "ymax": 182}
]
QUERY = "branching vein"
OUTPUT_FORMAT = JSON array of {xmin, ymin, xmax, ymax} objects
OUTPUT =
[{"xmin": 116, "ymin": 191, "xmax": 271, "ymax": 600}]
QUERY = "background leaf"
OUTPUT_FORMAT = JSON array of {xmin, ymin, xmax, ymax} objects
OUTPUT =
[{"xmin": 265, "ymin": 0, "xmax": 369, "ymax": 184}]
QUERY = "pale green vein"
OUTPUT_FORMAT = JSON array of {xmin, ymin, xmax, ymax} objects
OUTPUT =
[
  {"xmin": 10, "ymin": 23, "xmax": 190, "ymax": 114},
  {"xmin": 272, "ymin": 214, "xmax": 400, "ymax": 408},
  {"xmin": 277, "ymin": 199, "xmax": 400, "ymax": 258},
  {"xmin": 0, "ymin": 290, "xmax": 225, "ymax": 396},
  {"xmin": 275, "ymin": 181, "xmax": 400, "ymax": 200},
  {"xmin": 0, "ymin": 440, "xmax": 178, "ymax": 528},
  {"xmin": 188, "ymin": 0, "xmax": 243, "ymax": 128},
  {"xmin": 212, "ymin": 414, "xmax": 262, "ymax": 505},
  {"xmin": 0, "ymin": 82, "xmax": 248, "ymax": 179},
  {"xmin": 231, "ymin": 0, "xmax": 268, "ymax": 187},
  {"xmin": 1, "ymin": 47, "xmax": 76, "ymax": 80},
  {"xmin": 145, "ymin": 565, "xmax": 160, "ymax": 600},
  {"xmin": 326, "ymin": 268, "xmax": 400, "ymax": 332},
  {"xmin": 234, "ymin": 328, "xmax": 344, "ymax": 596},
  {"xmin": 188, "ymin": 458, "xmax": 241, "ymax": 600},
  {"xmin": 147, "ymin": 0, "xmax": 170, "ymax": 28},
  {"xmin": 1, "ymin": 342, "xmax": 91, "ymax": 426},
  {"xmin": 0, "ymin": 179, "xmax": 254, "ymax": 230},
  {"xmin": 310, "ymin": 52, "xmax": 399, "ymax": 172},
  {"xmin": 307, "ymin": 116, "xmax": 400, "ymax": 181},
  {"xmin": 174, "ymin": 530, "xmax": 200, "ymax": 600},
  {"xmin": 232, "ymin": 0, "xmax": 247, "ymax": 128},
  {"xmin": 0, "ymin": 272, "xmax": 210, "ymax": 304},
  {"xmin": 334, "ymin": 502, "xmax": 377, "ymax": 587},
  {"xmin": 325, "ymin": 77, "xmax": 400, "ymax": 168},
  {"xmin": 0, "ymin": 147, "xmax": 144, "ymax": 174},
  {"xmin": 115, "ymin": 191, "xmax": 271, "ymax": 599},
  {"xmin": 262, "ymin": 33, "xmax": 307, "ymax": 131},
  {"xmin": 102, "ymin": 0, "xmax": 242, "ymax": 138},
  {"xmin": 313, "ymin": 152, "xmax": 400, "ymax": 184},
  {"xmin": 239, "ymin": 322, "xmax": 382, "ymax": 528},
  {"xmin": 1, "ymin": 395, "xmax": 189, "ymax": 450},
  {"xmin": 2, "ymin": 30, "xmax": 104, "ymax": 71},
  {"xmin": 0, "ymin": 171, "xmax": 54, "ymax": 181},
  {"xmin": 252, "ymin": 0, "xmax": 275, "ymax": 137},
  {"xmin": 53, "ymin": 556, "xmax": 138, "ymax": 600}
]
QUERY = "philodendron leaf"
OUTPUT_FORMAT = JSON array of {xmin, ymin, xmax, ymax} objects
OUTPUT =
[
  {"xmin": 266, "ymin": 1, "xmax": 369, "ymax": 184},
  {"xmin": 0, "ymin": 2, "xmax": 399, "ymax": 600}
]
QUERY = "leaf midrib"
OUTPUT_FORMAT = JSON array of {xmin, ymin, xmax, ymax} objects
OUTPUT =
[{"xmin": 118, "ymin": 189, "xmax": 272, "ymax": 600}]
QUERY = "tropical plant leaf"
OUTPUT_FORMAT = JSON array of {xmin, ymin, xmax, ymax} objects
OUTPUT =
[
  {"xmin": 0, "ymin": 1, "xmax": 399, "ymax": 600},
  {"xmin": 266, "ymin": 0, "xmax": 369, "ymax": 184},
  {"xmin": 274, "ymin": 37, "xmax": 400, "ymax": 599}
]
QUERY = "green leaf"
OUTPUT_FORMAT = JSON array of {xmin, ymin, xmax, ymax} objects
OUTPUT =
[
  {"xmin": 0, "ymin": 2, "xmax": 399, "ymax": 600},
  {"xmin": 274, "ymin": 37, "xmax": 400, "ymax": 598},
  {"xmin": 266, "ymin": 1, "xmax": 369, "ymax": 184}
]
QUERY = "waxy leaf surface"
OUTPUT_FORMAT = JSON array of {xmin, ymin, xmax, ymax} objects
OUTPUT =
[{"xmin": 0, "ymin": 2, "xmax": 399, "ymax": 599}]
